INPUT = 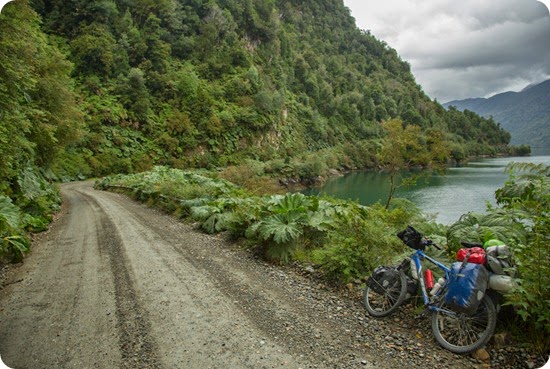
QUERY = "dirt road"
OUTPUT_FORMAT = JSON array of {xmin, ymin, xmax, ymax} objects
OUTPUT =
[
  {"xmin": 0, "ymin": 181, "xmax": 477, "ymax": 369},
  {"xmin": 0, "ymin": 181, "xmax": 361, "ymax": 369}
]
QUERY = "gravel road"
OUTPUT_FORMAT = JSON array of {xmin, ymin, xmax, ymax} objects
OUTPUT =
[{"xmin": 0, "ymin": 181, "xmax": 545, "ymax": 369}]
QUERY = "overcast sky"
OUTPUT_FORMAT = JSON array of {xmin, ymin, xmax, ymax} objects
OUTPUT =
[{"xmin": 343, "ymin": 0, "xmax": 550, "ymax": 102}]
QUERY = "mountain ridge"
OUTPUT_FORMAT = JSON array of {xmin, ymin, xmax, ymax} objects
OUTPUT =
[{"xmin": 443, "ymin": 79, "xmax": 550, "ymax": 148}]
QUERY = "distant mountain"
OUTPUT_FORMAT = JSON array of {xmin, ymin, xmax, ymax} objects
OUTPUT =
[{"xmin": 443, "ymin": 79, "xmax": 550, "ymax": 149}]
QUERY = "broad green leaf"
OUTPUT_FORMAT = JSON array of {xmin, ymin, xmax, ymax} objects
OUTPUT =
[{"xmin": 0, "ymin": 196, "xmax": 21, "ymax": 230}]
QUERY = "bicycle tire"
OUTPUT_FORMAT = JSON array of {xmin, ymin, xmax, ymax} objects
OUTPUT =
[
  {"xmin": 363, "ymin": 269, "xmax": 407, "ymax": 317},
  {"xmin": 431, "ymin": 294, "xmax": 497, "ymax": 354}
]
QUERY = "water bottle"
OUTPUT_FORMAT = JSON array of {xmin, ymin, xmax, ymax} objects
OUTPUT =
[
  {"xmin": 424, "ymin": 269, "xmax": 434, "ymax": 289},
  {"xmin": 430, "ymin": 277, "xmax": 446, "ymax": 296}
]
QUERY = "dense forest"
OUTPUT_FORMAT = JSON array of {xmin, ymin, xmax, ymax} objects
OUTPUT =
[
  {"xmin": 1, "ymin": 0, "xmax": 519, "ymax": 257},
  {"xmin": 4, "ymin": 0, "xmax": 516, "ymax": 174}
]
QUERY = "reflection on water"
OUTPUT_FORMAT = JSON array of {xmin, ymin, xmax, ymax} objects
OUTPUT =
[{"xmin": 304, "ymin": 156, "xmax": 550, "ymax": 225}]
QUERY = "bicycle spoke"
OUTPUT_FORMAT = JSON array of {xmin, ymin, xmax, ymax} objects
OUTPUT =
[
  {"xmin": 364, "ymin": 269, "xmax": 407, "ymax": 317},
  {"xmin": 431, "ymin": 295, "xmax": 497, "ymax": 353}
]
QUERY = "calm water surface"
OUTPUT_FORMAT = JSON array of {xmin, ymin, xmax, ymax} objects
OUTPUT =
[{"xmin": 304, "ymin": 156, "xmax": 550, "ymax": 225}]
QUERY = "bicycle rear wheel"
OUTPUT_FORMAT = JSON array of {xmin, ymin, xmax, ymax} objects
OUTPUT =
[
  {"xmin": 363, "ymin": 269, "xmax": 407, "ymax": 317},
  {"xmin": 431, "ymin": 294, "xmax": 497, "ymax": 353}
]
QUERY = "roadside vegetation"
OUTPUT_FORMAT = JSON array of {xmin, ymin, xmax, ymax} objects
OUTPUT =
[{"xmin": 95, "ymin": 162, "xmax": 549, "ymax": 351}]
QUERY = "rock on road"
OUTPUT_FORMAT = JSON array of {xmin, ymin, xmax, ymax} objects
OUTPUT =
[{"xmin": 0, "ymin": 181, "xmax": 477, "ymax": 369}]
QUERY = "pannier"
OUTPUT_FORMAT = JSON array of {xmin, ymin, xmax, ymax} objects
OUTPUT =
[
  {"xmin": 488, "ymin": 274, "xmax": 517, "ymax": 293},
  {"xmin": 445, "ymin": 262, "xmax": 489, "ymax": 315},
  {"xmin": 367, "ymin": 266, "xmax": 400, "ymax": 294}
]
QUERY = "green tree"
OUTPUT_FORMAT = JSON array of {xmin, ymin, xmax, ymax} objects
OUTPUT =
[
  {"xmin": 378, "ymin": 119, "xmax": 422, "ymax": 209},
  {"xmin": 0, "ymin": 1, "xmax": 36, "ymax": 185},
  {"xmin": 0, "ymin": 0, "xmax": 82, "ymax": 180},
  {"xmin": 70, "ymin": 23, "xmax": 118, "ymax": 77},
  {"xmin": 378, "ymin": 119, "xmax": 449, "ymax": 209},
  {"xmin": 117, "ymin": 67, "xmax": 151, "ymax": 124},
  {"xmin": 0, "ymin": 0, "xmax": 80, "ymax": 261},
  {"xmin": 27, "ymin": 0, "xmax": 515, "ymax": 177}
]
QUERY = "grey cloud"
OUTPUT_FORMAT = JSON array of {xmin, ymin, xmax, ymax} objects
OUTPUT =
[
  {"xmin": 344, "ymin": 0, "xmax": 550, "ymax": 101},
  {"xmin": 410, "ymin": 17, "xmax": 550, "ymax": 69}
]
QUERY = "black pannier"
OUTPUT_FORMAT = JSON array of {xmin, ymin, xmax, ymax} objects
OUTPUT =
[{"xmin": 367, "ymin": 266, "xmax": 400, "ymax": 294}]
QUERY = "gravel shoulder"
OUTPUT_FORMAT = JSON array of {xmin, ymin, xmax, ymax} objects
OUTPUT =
[{"xmin": 0, "ymin": 181, "xmax": 545, "ymax": 369}]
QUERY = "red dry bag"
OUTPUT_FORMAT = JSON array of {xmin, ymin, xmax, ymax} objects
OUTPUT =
[{"xmin": 456, "ymin": 247, "xmax": 486, "ymax": 265}]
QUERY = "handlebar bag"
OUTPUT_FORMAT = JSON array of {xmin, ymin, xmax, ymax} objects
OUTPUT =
[
  {"xmin": 397, "ymin": 225, "xmax": 424, "ymax": 250},
  {"xmin": 456, "ymin": 247, "xmax": 486, "ymax": 265},
  {"xmin": 445, "ymin": 262, "xmax": 489, "ymax": 315}
]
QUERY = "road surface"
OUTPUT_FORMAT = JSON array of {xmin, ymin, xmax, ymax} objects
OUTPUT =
[
  {"xmin": 0, "ymin": 181, "xmax": 477, "ymax": 369},
  {"xmin": 0, "ymin": 182, "xmax": 369, "ymax": 369}
]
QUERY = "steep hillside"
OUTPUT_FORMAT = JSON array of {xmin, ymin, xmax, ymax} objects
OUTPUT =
[
  {"xmin": 22, "ymin": 0, "xmax": 512, "ymax": 175},
  {"xmin": 1, "ymin": 0, "xmax": 515, "ymax": 196},
  {"xmin": 444, "ymin": 80, "xmax": 550, "ymax": 148}
]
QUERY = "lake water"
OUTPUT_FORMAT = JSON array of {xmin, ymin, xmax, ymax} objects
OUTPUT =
[{"xmin": 303, "ymin": 155, "xmax": 550, "ymax": 225}]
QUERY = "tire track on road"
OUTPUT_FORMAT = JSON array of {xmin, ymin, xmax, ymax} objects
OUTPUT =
[{"xmin": 81, "ymin": 190, "xmax": 161, "ymax": 369}]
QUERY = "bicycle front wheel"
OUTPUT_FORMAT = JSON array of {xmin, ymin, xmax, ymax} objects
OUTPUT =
[
  {"xmin": 431, "ymin": 294, "xmax": 497, "ymax": 354},
  {"xmin": 363, "ymin": 269, "xmax": 407, "ymax": 317}
]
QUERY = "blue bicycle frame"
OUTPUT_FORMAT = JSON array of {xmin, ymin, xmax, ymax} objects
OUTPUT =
[{"xmin": 409, "ymin": 249, "xmax": 452, "ymax": 309}]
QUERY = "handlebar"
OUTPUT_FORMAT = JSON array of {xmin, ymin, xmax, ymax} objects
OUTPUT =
[
  {"xmin": 422, "ymin": 238, "xmax": 442, "ymax": 251},
  {"xmin": 398, "ymin": 226, "xmax": 484, "ymax": 253}
]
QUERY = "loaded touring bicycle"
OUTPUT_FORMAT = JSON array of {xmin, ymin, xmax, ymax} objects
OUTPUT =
[{"xmin": 363, "ymin": 225, "xmax": 515, "ymax": 353}]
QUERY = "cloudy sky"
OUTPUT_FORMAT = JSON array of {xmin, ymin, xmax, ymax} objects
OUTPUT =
[{"xmin": 343, "ymin": 0, "xmax": 550, "ymax": 102}]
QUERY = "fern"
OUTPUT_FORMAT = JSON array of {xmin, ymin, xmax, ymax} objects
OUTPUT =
[
  {"xmin": 201, "ymin": 212, "xmax": 229, "ymax": 234},
  {"xmin": 180, "ymin": 197, "xmax": 211, "ymax": 210},
  {"xmin": 190, "ymin": 205, "xmax": 220, "ymax": 222},
  {"xmin": 17, "ymin": 167, "xmax": 47, "ymax": 201},
  {"xmin": 0, "ymin": 196, "xmax": 30, "ymax": 262},
  {"xmin": 1, "ymin": 235, "xmax": 29, "ymax": 262},
  {"xmin": 447, "ymin": 210, "xmax": 528, "ymax": 251}
]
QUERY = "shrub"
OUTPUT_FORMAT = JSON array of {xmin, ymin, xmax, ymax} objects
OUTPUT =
[
  {"xmin": 0, "ymin": 196, "xmax": 30, "ymax": 262},
  {"xmin": 495, "ymin": 163, "xmax": 550, "ymax": 349},
  {"xmin": 245, "ymin": 193, "xmax": 333, "ymax": 263},
  {"xmin": 445, "ymin": 163, "xmax": 550, "ymax": 349},
  {"xmin": 311, "ymin": 203, "xmax": 408, "ymax": 282}
]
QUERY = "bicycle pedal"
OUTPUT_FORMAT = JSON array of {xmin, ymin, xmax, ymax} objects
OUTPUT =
[{"xmin": 416, "ymin": 308, "xmax": 431, "ymax": 318}]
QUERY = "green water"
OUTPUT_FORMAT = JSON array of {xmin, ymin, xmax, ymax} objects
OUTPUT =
[{"xmin": 303, "ymin": 156, "xmax": 550, "ymax": 225}]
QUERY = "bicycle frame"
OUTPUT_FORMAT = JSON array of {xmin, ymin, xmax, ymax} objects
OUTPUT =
[{"xmin": 408, "ymin": 249, "xmax": 452, "ymax": 309}]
